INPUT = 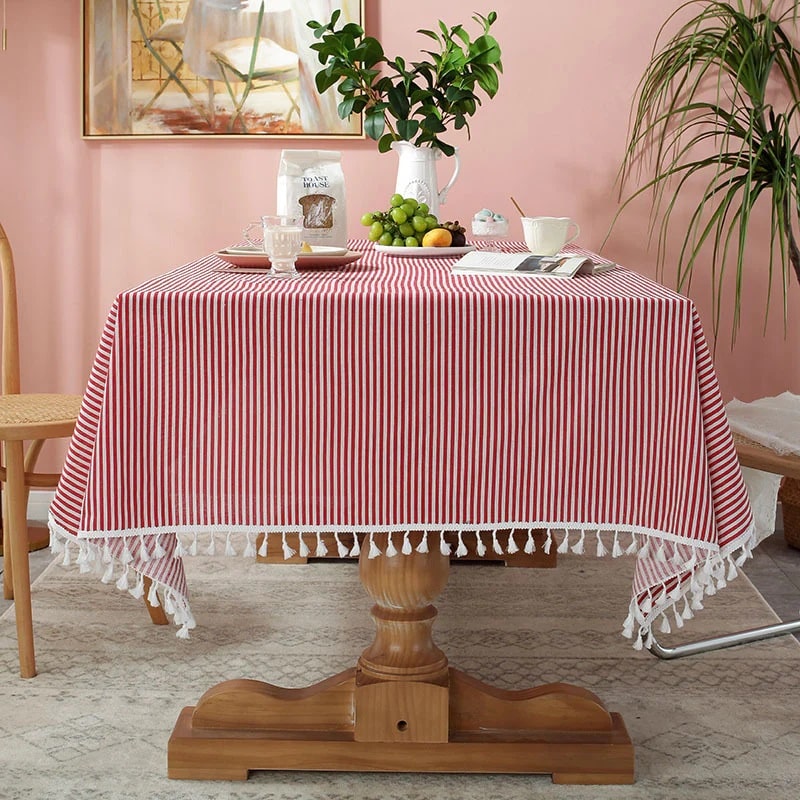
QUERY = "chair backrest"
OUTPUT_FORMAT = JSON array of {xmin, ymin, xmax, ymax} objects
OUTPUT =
[{"xmin": 0, "ymin": 221, "xmax": 21, "ymax": 396}]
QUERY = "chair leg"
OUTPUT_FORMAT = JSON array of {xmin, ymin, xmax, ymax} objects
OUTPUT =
[
  {"xmin": 647, "ymin": 619, "xmax": 800, "ymax": 659},
  {"xmin": 6, "ymin": 440, "xmax": 36, "ymax": 677},
  {"xmin": 142, "ymin": 575, "xmax": 169, "ymax": 626}
]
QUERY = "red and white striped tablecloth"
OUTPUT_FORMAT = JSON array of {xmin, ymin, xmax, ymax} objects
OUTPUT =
[{"xmin": 49, "ymin": 241, "xmax": 754, "ymax": 641}]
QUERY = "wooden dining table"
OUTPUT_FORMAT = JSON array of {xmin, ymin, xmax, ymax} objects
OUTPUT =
[{"xmin": 48, "ymin": 241, "xmax": 754, "ymax": 784}]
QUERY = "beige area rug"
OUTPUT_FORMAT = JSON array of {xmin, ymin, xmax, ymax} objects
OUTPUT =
[{"xmin": 1, "ymin": 551, "xmax": 799, "ymax": 800}]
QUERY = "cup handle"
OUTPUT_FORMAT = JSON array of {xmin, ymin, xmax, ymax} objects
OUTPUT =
[
  {"xmin": 243, "ymin": 222, "xmax": 263, "ymax": 249},
  {"xmin": 565, "ymin": 220, "xmax": 580, "ymax": 246}
]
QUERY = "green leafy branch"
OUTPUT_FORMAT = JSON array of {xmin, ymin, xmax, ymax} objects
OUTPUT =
[{"xmin": 307, "ymin": 10, "xmax": 503, "ymax": 156}]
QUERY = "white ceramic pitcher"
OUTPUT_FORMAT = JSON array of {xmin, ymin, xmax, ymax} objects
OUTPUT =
[{"xmin": 391, "ymin": 141, "xmax": 460, "ymax": 218}]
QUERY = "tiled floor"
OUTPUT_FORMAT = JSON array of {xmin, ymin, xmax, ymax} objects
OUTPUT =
[{"xmin": 2, "ymin": 516, "xmax": 800, "ymax": 632}]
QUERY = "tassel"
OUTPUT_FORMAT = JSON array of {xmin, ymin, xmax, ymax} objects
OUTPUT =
[
  {"xmin": 368, "ymin": 533, "xmax": 381, "ymax": 559},
  {"xmin": 492, "ymin": 530, "xmax": 503, "ymax": 555},
  {"xmin": 705, "ymin": 580, "xmax": 717, "ymax": 596},
  {"xmin": 641, "ymin": 593, "xmax": 653, "ymax": 614},
  {"xmin": 456, "ymin": 531, "xmax": 468, "ymax": 557},
  {"xmin": 682, "ymin": 596, "xmax": 694, "ymax": 620},
  {"xmin": 439, "ymin": 532, "xmax": 451, "ymax": 556},
  {"xmin": 50, "ymin": 532, "xmax": 64, "ymax": 555},
  {"xmin": 101, "ymin": 561, "xmax": 115, "ymax": 584},
  {"xmin": 632, "ymin": 632, "xmax": 644, "ymax": 651},
  {"xmin": 129, "ymin": 573, "xmax": 145, "ymax": 599},
  {"xmin": 402, "ymin": 531, "xmax": 412, "ymax": 555},
  {"xmin": 350, "ymin": 535, "xmax": 361, "ymax": 557},
  {"xmin": 244, "ymin": 533, "xmax": 257, "ymax": 558},
  {"xmin": 206, "ymin": 533, "xmax": 216, "ymax": 556},
  {"xmin": 385, "ymin": 533, "xmax": 398, "ymax": 557},
  {"xmin": 298, "ymin": 534, "xmax": 310, "ymax": 558},
  {"xmin": 315, "ymin": 533, "xmax": 328, "ymax": 558},
  {"xmin": 225, "ymin": 533, "xmax": 236, "ymax": 557},
  {"xmin": 673, "ymin": 605, "xmax": 685, "ymax": 629},
  {"xmin": 115, "ymin": 567, "xmax": 130, "ymax": 592},
  {"xmin": 164, "ymin": 592, "xmax": 176, "ymax": 615},
  {"xmin": 77, "ymin": 545, "xmax": 91, "ymax": 574},
  {"xmin": 121, "ymin": 540, "xmax": 133, "ymax": 563},
  {"xmin": 416, "ymin": 532, "xmax": 429, "ymax": 553},
  {"xmin": 190, "ymin": 533, "xmax": 198, "ymax": 556},
  {"xmin": 175, "ymin": 535, "xmax": 186, "ymax": 558},
  {"xmin": 625, "ymin": 533, "xmax": 638, "ymax": 555},
  {"xmin": 622, "ymin": 605, "xmax": 635, "ymax": 638},
  {"xmin": 656, "ymin": 583, "xmax": 668, "ymax": 605},
  {"xmin": 611, "ymin": 531, "xmax": 622, "ymax": 558},
  {"xmin": 147, "ymin": 581, "xmax": 160, "ymax": 608},
  {"xmin": 543, "ymin": 529, "xmax": 553, "ymax": 554},
  {"xmin": 257, "ymin": 534, "xmax": 268, "ymax": 558},
  {"xmin": 139, "ymin": 536, "xmax": 151, "ymax": 562},
  {"xmin": 726, "ymin": 557, "xmax": 738, "ymax": 581},
  {"xmin": 638, "ymin": 538, "xmax": 651, "ymax": 559},
  {"xmin": 281, "ymin": 532, "xmax": 296, "ymax": 559},
  {"xmin": 154, "ymin": 535, "xmax": 166, "ymax": 559},
  {"xmin": 102, "ymin": 539, "xmax": 112, "ymax": 563},
  {"xmin": 571, "ymin": 529, "xmax": 585, "ymax": 555},
  {"xmin": 644, "ymin": 628, "xmax": 654, "ymax": 649},
  {"xmin": 475, "ymin": 531, "xmax": 487, "ymax": 557},
  {"xmin": 655, "ymin": 541, "xmax": 667, "ymax": 562},
  {"xmin": 334, "ymin": 533, "xmax": 348, "ymax": 558},
  {"xmin": 598, "ymin": 531, "xmax": 611, "ymax": 557},
  {"xmin": 524, "ymin": 530, "xmax": 535, "ymax": 554},
  {"xmin": 176, "ymin": 624, "xmax": 191, "ymax": 640},
  {"xmin": 669, "ymin": 581, "xmax": 683, "ymax": 601},
  {"xmin": 61, "ymin": 542, "xmax": 71, "ymax": 567},
  {"xmin": 557, "ymin": 531, "xmax": 570, "ymax": 554},
  {"xmin": 659, "ymin": 613, "xmax": 671, "ymax": 634},
  {"xmin": 507, "ymin": 531, "xmax": 519, "ymax": 554}
]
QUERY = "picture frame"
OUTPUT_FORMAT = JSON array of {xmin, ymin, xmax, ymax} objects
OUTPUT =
[{"xmin": 82, "ymin": 0, "xmax": 365, "ymax": 139}]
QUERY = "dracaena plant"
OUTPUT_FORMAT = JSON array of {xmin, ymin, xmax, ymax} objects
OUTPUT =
[
  {"xmin": 612, "ymin": 0, "xmax": 800, "ymax": 341},
  {"xmin": 307, "ymin": 10, "xmax": 503, "ymax": 157}
]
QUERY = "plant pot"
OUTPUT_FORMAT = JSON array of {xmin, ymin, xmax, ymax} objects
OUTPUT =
[{"xmin": 391, "ymin": 141, "xmax": 460, "ymax": 219}]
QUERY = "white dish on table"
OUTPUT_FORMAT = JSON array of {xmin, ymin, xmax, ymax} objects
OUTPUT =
[
  {"xmin": 215, "ymin": 245, "xmax": 359, "ymax": 270},
  {"xmin": 374, "ymin": 245, "xmax": 475, "ymax": 257}
]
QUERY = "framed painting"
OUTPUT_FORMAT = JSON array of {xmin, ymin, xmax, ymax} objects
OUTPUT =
[{"xmin": 82, "ymin": 0, "xmax": 364, "ymax": 139}]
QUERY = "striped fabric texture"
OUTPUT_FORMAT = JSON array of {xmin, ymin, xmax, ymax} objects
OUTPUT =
[{"xmin": 49, "ymin": 242, "xmax": 754, "ymax": 641}]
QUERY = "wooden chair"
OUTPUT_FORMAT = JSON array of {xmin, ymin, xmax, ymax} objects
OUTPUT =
[
  {"xmin": 648, "ymin": 431, "xmax": 800, "ymax": 658},
  {"xmin": 0, "ymin": 221, "xmax": 83, "ymax": 678}
]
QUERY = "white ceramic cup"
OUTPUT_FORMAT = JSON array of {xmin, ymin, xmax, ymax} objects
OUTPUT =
[{"xmin": 521, "ymin": 216, "xmax": 580, "ymax": 256}]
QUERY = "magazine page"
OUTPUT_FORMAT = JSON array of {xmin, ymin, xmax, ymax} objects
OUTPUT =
[{"xmin": 452, "ymin": 251, "xmax": 615, "ymax": 277}]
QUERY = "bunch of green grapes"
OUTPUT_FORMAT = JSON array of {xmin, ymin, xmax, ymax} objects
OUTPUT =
[{"xmin": 361, "ymin": 194, "xmax": 439, "ymax": 247}]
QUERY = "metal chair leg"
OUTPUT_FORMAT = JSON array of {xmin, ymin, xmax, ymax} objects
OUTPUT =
[{"xmin": 647, "ymin": 619, "xmax": 800, "ymax": 659}]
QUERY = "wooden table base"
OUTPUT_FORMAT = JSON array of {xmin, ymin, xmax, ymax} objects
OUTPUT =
[{"xmin": 168, "ymin": 535, "xmax": 633, "ymax": 785}]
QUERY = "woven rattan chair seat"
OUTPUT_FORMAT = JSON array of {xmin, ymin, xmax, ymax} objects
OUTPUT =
[{"xmin": 0, "ymin": 393, "xmax": 82, "ymax": 427}]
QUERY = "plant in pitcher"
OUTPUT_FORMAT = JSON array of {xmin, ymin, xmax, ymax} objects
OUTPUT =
[{"xmin": 307, "ymin": 10, "xmax": 503, "ymax": 228}]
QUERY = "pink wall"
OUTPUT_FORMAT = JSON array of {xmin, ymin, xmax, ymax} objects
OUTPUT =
[{"xmin": 2, "ymin": 0, "xmax": 799, "ymax": 439}]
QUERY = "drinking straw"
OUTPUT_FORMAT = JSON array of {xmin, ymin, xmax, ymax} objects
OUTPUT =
[{"xmin": 510, "ymin": 196, "xmax": 526, "ymax": 217}]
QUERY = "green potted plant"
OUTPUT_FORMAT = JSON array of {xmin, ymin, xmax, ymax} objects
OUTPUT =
[
  {"xmin": 612, "ymin": 0, "xmax": 800, "ymax": 341},
  {"xmin": 306, "ymin": 10, "xmax": 503, "ymax": 217}
]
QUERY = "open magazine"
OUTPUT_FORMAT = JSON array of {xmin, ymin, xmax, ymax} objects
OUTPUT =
[{"xmin": 451, "ymin": 250, "xmax": 616, "ymax": 278}]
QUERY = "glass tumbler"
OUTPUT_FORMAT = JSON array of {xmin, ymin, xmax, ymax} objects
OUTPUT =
[{"xmin": 263, "ymin": 215, "xmax": 304, "ymax": 278}]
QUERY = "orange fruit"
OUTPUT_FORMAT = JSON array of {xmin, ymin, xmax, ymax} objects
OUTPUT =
[{"xmin": 421, "ymin": 228, "xmax": 453, "ymax": 247}]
